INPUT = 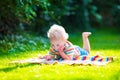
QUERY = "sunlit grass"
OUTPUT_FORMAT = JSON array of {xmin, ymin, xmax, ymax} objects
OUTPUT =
[{"xmin": 0, "ymin": 29, "xmax": 120, "ymax": 80}]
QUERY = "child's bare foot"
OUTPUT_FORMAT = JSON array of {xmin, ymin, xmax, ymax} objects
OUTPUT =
[{"xmin": 82, "ymin": 32, "xmax": 91, "ymax": 38}]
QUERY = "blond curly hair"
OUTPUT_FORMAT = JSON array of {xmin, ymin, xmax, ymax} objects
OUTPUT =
[{"xmin": 47, "ymin": 24, "xmax": 69, "ymax": 40}]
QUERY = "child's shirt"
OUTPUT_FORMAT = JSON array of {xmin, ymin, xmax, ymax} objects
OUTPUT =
[{"xmin": 49, "ymin": 41, "xmax": 88, "ymax": 60}]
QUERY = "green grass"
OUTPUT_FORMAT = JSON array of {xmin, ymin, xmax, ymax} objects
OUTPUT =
[{"xmin": 0, "ymin": 29, "xmax": 120, "ymax": 80}]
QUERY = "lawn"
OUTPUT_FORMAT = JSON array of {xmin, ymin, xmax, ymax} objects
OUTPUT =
[{"xmin": 0, "ymin": 29, "xmax": 120, "ymax": 80}]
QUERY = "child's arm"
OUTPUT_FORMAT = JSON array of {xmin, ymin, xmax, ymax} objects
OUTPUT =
[
  {"xmin": 59, "ymin": 52, "xmax": 72, "ymax": 60},
  {"xmin": 43, "ymin": 54, "xmax": 55, "ymax": 60},
  {"xmin": 58, "ymin": 46, "xmax": 72, "ymax": 60},
  {"xmin": 38, "ymin": 54, "xmax": 55, "ymax": 60}
]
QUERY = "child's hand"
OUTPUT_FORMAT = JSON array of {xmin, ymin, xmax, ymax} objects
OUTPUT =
[
  {"xmin": 38, "ymin": 54, "xmax": 43, "ymax": 59},
  {"xmin": 58, "ymin": 45, "xmax": 64, "ymax": 52},
  {"xmin": 43, "ymin": 55, "xmax": 53, "ymax": 60}
]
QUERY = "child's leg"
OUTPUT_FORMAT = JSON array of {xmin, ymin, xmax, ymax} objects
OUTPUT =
[{"xmin": 82, "ymin": 32, "xmax": 91, "ymax": 53}]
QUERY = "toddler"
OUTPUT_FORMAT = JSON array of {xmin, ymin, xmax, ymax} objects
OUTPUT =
[{"xmin": 39, "ymin": 24, "xmax": 91, "ymax": 61}]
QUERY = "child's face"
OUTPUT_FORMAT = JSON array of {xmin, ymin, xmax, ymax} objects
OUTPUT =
[{"xmin": 50, "ymin": 40, "xmax": 65, "ymax": 51}]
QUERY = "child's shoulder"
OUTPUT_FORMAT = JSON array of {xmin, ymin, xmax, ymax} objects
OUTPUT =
[
  {"xmin": 66, "ymin": 41, "xmax": 72, "ymax": 45},
  {"xmin": 65, "ymin": 41, "xmax": 74, "ymax": 47},
  {"xmin": 65, "ymin": 41, "xmax": 79, "ymax": 48}
]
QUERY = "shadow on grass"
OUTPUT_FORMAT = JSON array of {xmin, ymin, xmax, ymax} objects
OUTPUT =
[{"xmin": 0, "ymin": 63, "xmax": 40, "ymax": 72}]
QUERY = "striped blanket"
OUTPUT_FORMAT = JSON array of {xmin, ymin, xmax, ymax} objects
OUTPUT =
[{"xmin": 10, "ymin": 55, "xmax": 113, "ymax": 66}]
